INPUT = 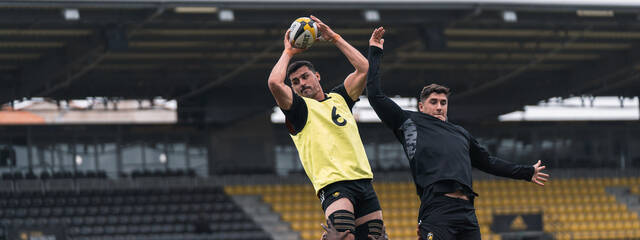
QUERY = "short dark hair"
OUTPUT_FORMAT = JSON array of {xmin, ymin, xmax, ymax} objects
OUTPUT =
[
  {"xmin": 419, "ymin": 83, "xmax": 451, "ymax": 102},
  {"xmin": 286, "ymin": 60, "xmax": 317, "ymax": 82}
]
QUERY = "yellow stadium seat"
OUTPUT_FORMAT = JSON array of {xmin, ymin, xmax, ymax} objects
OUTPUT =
[{"xmin": 228, "ymin": 176, "xmax": 640, "ymax": 240}]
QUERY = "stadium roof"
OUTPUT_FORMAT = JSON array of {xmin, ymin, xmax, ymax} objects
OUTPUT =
[{"xmin": 0, "ymin": 0, "xmax": 638, "ymax": 123}]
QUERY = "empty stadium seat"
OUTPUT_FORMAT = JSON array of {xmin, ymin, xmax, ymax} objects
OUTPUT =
[
  {"xmin": 0, "ymin": 185, "xmax": 268, "ymax": 240},
  {"xmin": 226, "ymin": 176, "xmax": 640, "ymax": 240}
]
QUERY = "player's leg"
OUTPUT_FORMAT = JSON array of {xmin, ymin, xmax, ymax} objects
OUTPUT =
[
  {"xmin": 455, "ymin": 228, "xmax": 481, "ymax": 240},
  {"xmin": 353, "ymin": 179, "xmax": 384, "ymax": 240},
  {"xmin": 354, "ymin": 210, "xmax": 383, "ymax": 239},
  {"xmin": 417, "ymin": 195, "xmax": 462, "ymax": 240},
  {"xmin": 320, "ymin": 185, "xmax": 357, "ymax": 240},
  {"xmin": 454, "ymin": 205, "xmax": 481, "ymax": 240},
  {"xmin": 325, "ymin": 198, "xmax": 356, "ymax": 233}
]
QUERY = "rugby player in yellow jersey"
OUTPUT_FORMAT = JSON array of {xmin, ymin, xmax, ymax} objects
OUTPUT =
[{"xmin": 267, "ymin": 16, "xmax": 384, "ymax": 240}]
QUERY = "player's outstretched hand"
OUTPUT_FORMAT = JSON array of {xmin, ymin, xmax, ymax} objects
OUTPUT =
[
  {"xmin": 532, "ymin": 160, "xmax": 549, "ymax": 186},
  {"xmin": 311, "ymin": 15, "xmax": 340, "ymax": 42},
  {"xmin": 284, "ymin": 29, "xmax": 305, "ymax": 55},
  {"xmin": 321, "ymin": 219, "xmax": 352, "ymax": 240},
  {"xmin": 369, "ymin": 27, "xmax": 385, "ymax": 49}
]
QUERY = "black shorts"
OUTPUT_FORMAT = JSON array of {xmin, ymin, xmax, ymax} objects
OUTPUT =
[
  {"xmin": 418, "ymin": 195, "xmax": 480, "ymax": 240},
  {"xmin": 318, "ymin": 179, "xmax": 381, "ymax": 219}
]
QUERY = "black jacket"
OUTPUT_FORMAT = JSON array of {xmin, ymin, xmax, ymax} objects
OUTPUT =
[{"xmin": 366, "ymin": 46, "xmax": 534, "ymax": 215}]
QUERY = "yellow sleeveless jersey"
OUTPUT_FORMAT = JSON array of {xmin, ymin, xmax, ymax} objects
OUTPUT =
[{"xmin": 290, "ymin": 92, "xmax": 373, "ymax": 194}]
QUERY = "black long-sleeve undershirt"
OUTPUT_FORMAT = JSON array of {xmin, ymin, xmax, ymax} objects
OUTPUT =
[{"xmin": 366, "ymin": 46, "xmax": 409, "ymax": 132}]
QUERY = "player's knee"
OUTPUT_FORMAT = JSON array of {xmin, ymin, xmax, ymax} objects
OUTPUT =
[
  {"xmin": 328, "ymin": 210, "xmax": 356, "ymax": 233},
  {"xmin": 355, "ymin": 219, "xmax": 384, "ymax": 240}
]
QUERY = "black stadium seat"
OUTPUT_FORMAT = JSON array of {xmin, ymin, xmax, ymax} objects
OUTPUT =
[
  {"xmin": 39, "ymin": 171, "xmax": 51, "ymax": 180},
  {"xmin": 12, "ymin": 172, "xmax": 24, "ymax": 180},
  {"xmin": 85, "ymin": 171, "xmax": 97, "ymax": 178},
  {"xmin": 0, "ymin": 182, "xmax": 270, "ymax": 240},
  {"xmin": 52, "ymin": 172, "xmax": 64, "ymax": 179},
  {"xmin": 25, "ymin": 171, "xmax": 37, "ymax": 179},
  {"xmin": 74, "ymin": 171, "xmax": 87, "ymax": 179}
]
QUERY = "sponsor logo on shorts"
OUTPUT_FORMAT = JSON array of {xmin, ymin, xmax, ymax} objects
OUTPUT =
[{"xmin": 427, "ymin": 232, "xmax": 434, "ymax": 240}]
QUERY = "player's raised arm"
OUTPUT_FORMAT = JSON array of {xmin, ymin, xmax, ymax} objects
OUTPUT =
[
  {"xmin": 366, "ymin": 27, "xmax": 409, "ymax": 131},
  {"xmin": 310, "ymin": 15, "xmax": 368, "ymax": 101},
  {"xmin": 267, "ymin": 29, "xmax": 305, "ymax": 110}
]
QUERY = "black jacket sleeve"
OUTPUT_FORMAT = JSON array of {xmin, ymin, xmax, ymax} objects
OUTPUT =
[
  {"xmin": 366, "ymin": 46, "xmax": 408, "ymax": 130},
  {"xmin": 469, "ymin": 136, "xmax": 535, "ymax": 181}
]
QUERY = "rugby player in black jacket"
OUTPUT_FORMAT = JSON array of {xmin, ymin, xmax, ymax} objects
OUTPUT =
[{"xmin": 365, "ymin": 27, "xmax": 549, "ymax": 240}]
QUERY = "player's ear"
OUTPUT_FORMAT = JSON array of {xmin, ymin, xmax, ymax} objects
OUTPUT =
[{"xmin": 315, "ymin": 71, "xmax": 321, "ymax": 81}]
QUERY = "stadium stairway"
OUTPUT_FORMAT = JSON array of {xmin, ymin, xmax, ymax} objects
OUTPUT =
[
  {"xmin": 634, "ymin": 186, "xmax": 640, "ymax": 217},
  {"xmin": 614, "ymin": 185, "xmax": 640, "ymax": 221},
  {"xmin": 230, "ymin": 194, "xmax": 300, "ymax": 240}
]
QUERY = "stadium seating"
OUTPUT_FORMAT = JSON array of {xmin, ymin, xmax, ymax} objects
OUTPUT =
[
  {"xmin": 130, "ymin": 169, "xmax": 196, "ymax": 178},
  {"xmin": 2, "ymin": 169, "xmax": 197, "ymax": 180},
  {"xmin": 225, "ymin": 176, "xmax": 640, "ymax": 240},
  {"xmin": 0, "ymin": 185, "xmax": 269, "ymax": 240}
]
